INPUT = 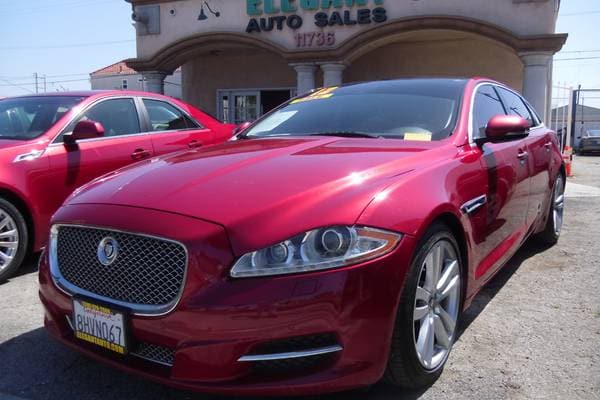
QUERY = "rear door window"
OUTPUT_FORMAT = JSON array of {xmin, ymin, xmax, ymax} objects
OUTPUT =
[
  {"xmin": 497, "ymin": 88, "xmax": 534, "ymax": 126},
  {"xmin": 142, "ymin": 99, "xmax": 201, "ymax": 132}
]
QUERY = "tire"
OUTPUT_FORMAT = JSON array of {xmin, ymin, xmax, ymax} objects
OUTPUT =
[
  {"xmin": 535, "ymin": 174, "xmax": 565, "ymax": 245},
  {"xmin": 384, "ymin": 223, "xmax": 462, "ymax": 388},
  {"xmin": 0, "ymin": 197, "xmax": 28, "ymax": 282}
]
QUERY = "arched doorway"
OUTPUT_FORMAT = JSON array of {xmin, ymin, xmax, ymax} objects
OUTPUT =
[{"xmin": 345, "ymin": 29, "xmax": 523, "ymax": 90}]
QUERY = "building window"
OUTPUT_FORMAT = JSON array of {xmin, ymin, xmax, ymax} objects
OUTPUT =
[{"xmin": 121, "ymin": 79, "xmax": 128, "ymax": 90}]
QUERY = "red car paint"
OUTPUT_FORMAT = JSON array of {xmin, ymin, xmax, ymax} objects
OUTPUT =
[
  {"xmin": 38, "ymin": 79, "xmax": 564, "ymax": 395},
  {"xmin": 0, "ymin": 91, "xmax": 235, "ymax": 252}
]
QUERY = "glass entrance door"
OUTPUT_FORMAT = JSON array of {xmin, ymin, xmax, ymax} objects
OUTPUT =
[{"xmin": 219, "ymin": 91, "xmax": 260, "ymax": 124}]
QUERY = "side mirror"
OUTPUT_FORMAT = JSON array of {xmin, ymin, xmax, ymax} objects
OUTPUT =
[
  {"xmin": 64, "ymin": 120, "xmax": 105, "ymax": 145},
  {"xmin": 232, "ymin": 121, "xmax": 252, "ymax": 136},
  {"xmin": 477, "ymin": 115, "xmax": 530, "ymax": 145}
]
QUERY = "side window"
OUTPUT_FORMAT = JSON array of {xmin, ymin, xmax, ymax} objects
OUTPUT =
[
  {"xmin": 473, "ymin": 85, "xmax": 506, "ymax": 139},
  {"xmin": 524, "ymin": 100, "xmax": 542, "ymax": 126},
  {"xmin": 142, "ymin": 99, "xmax": 201, "ymax": 132},
  {"xmin": 497, "ymin": 87, "xmax": 534, "ymax": 126},
  {"xmin": 59, "ymin": 98, "xmax": 141, "ymax": 141}
]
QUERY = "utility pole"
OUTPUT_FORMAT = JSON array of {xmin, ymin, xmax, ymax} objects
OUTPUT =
[
  {"xmin": 42, "ymin": 75, "xmax": 47, "ymax": 92},
  {"xmin": 569, "ymin": 84, "xmax": 580, "ymax": 148},
  {"xmin": 34, "ymin": 72, "xmax": 39, "ymax": 93}
]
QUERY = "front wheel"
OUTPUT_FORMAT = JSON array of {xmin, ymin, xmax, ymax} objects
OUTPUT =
[
  {"xmin": 0, "ymin": 198, "xmax": 28, "ymax": 282},
  {"xmin": 384, "ymin": 223, "xmax": 462, "ymax": 388}
]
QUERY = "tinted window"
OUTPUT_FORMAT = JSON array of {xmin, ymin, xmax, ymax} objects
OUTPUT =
[
  {"xmin": 60, "ymin": 98, "xmax": 141, "ymax": 141},
  {"xmin": 143, "ymin": 99, "xmax": 200, "ymax": 132},
  {"xmin": 244, "ymin": 79, "xmax": 466, "ymax": 141},
  {"xmin": 497, "ymin": 87, "xmax": 534, "ymax": 126},
  {"xmin": 0, "ymin": 96, "xmax": 84, "ymax": 140},
  {"xmin": 523, "ymin": 100, "xmax": 541, "ymax": 126},
  {"xmin": 472, "ymin": 85, "xmax": 506, "ymax": 138}
]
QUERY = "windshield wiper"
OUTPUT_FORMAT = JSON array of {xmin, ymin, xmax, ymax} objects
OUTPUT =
[{"xmin": 310, "ymin": 131, "xmax": 384, "ymax": 139}]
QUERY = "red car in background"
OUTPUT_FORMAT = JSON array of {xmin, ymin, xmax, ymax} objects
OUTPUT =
[{"xmin": 0, "ymin": 91, "xmax": 235, "ymax": 280}]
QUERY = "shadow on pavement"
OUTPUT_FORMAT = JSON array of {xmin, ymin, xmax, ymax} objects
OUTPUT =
[
  {"xmin": 0, "ymin": 253, "xmax": 40, "ymax": 286},
  {"xmin": 457, "ymin": 238, "xmax": 552, "ymax": 339},
  {"xmin": 0, "ymin": 241, "xmax": 550, "ymax": 400}
]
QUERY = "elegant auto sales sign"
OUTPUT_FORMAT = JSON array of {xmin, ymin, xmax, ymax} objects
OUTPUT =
[
  {"xmin": 244, "ymin": 0, "xmax": 386, "ymax": 48},
  {"xmin": 245, "ymin": 0, "xmax": 387, "ymax": 32}
]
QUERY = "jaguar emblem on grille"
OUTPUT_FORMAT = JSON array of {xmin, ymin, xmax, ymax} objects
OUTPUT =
[{"xmin": 97, "ymin": 237, "xmax": 119, "ymax": 266}]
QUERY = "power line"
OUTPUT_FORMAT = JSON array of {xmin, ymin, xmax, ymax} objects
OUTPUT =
[
  {"xmin": 0, "ymin": 39, "xmax": 134, "ymax": 50},
  {"xmin": 554, "ymin": 56, "xmax": 600, "ymax": 61},
  {"xmin": 0, "ymin": 0, "xmax": 122, "ymax": 16},
  {"xmin": 0, "ymin": 72, "xmax": 91, "ymax": 80},
  {"xmin": 560, "ymin": 10, "xmax": 600, "ymax": 16},
  {"xmin": 0, "ymin": 78, "xmax": 35, "ymax": 94},
  {"xmin": 0, "ymin": 78, "xmax": 90, "ymax": 87},
  {"xmin": 560, "ymin": 49, "xmax": 600, "ymax": 54}
]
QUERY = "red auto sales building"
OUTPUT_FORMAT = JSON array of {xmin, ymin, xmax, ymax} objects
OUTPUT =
[{"xmin": 125, "ymin": 0, "xmax": 566, "ymax": 124}]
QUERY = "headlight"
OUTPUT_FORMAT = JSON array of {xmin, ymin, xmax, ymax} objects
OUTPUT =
[{"xmin": 230, "ymin": 226, "xmax": 402, "ymax": 278}]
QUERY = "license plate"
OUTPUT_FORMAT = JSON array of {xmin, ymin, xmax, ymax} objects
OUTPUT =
[{"xmin": 73, "ymin": 298, "xmax": 127, "ymax": 355}]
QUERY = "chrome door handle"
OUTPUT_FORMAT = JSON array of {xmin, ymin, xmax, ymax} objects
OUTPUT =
[
  {"xmin": 517, "ymin": 150, "xmax": 529, "ymax": 161},
  {"xmin": 188, "ymin": 140, "xmax": 202, "ymax": 149},
  {"xmin": 131, "ymin": 148, "xmax": 151, "ymax": 160},
  {"xmin": 544, "ymin": 142, "xmax": 552, "ymax": 152}
]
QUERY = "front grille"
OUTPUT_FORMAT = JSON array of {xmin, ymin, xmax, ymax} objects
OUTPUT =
[
  {"xmin": 131, "ymin": 343, "xmax": 175, "ymax": 366},
  {"xmin": 55, "ymin": 226, "xmax": 187, "ymax": 309}
]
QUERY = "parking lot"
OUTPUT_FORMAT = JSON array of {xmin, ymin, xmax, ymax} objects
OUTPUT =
[{"xmin": 1, "ymin": 156, "xmax": 599, "ymax": 400}]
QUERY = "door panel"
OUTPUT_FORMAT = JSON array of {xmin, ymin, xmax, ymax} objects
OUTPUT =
[
  {"xmin": 44, "ymin": 97, "xmax": 154, "ymax": 216},
  {"xmin": 470, "ymin": 85, "xmax": 531, "ymax": 281},
  {"xmin": 525, "ymin": 129, "xmax": 551, "ymax": 226},
  {"xmin": 476, "ymin": 141, "xmax": 530, "ymax": 280},
  {"xmin": 496, "ymin": 87, "xmax": 547, "ymax": 228}
]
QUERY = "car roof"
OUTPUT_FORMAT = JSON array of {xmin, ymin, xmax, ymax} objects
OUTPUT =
[
  {"xmin": 304, "ymin": 77, "xmax": 510, "ymax": 95},
  {"xmin": 3, "ymin": 90, "xmax": 175, "ymax": 100}
]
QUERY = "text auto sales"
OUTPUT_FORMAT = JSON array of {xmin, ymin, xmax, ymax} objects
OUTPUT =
[{"xmin": 246, "ymin": 0, "xmax": 387, "ymax": 33}]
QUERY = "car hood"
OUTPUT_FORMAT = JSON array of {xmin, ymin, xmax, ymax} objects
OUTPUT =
[{"xmin": 68, "ymin": 137, "xmax": 449, "ymax": 254}]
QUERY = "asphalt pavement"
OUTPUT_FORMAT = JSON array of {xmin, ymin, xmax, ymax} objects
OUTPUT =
[{"xmin": 0, "ymin": 156, "xmax": 599, "ymax": 400}]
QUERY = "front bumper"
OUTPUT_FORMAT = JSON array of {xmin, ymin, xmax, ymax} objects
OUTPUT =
[{"xmin": 38, "ymin": 204, "xmax": 416, "ymax": 396}]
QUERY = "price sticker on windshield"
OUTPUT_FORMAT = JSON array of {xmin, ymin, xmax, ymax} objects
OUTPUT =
[
  {"xmin": 404, "ymin": 132, "xmax": 432, "ymax": 142},
  {"xmin": 291, "ymin": 87, "xmax": 338, "ymax": 104}
]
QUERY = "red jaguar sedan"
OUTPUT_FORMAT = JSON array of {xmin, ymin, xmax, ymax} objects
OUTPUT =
[
  {"xmin": 38, "ymin": 79, "xmax": 565, "ymax": 395},
  {"xmin": 0, "ymin": 91, "xmax": 235, "ymax": 281}
]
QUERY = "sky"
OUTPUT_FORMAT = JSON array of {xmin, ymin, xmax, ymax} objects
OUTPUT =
[{"xmin": 0, "ymin": 0, "xmax": 599, "ymax": 98}]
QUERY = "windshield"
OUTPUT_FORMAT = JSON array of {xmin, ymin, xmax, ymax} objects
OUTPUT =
[
  {"xmin": 244, "ymin": 79, "xmax": 466, "ymax": 141},
  {"xmin": 0, "ymin": 96, "xmax": 85, "ymax": 140},
  {"xmin": 586, "ymin": 130, "xmax": 600, "ymax": 137}
]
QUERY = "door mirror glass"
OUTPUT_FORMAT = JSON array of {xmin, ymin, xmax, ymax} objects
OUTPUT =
[
  {"xmin": 482, "ymin": 115, "xmax": 530, "ymax": 143},
  {"xmin": 64, "ymin": 120, "xmax": 105, "ymax": 145}
]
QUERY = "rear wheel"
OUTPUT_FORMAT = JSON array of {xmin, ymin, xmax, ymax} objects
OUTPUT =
[
  {"xmin": 535, "ymin": 174, "xmax": 565, "ymax": 245},
  {"xmin": 0, "ymin": 198, "xmax": 28, "ymax": 282},
  {"xmin": 384, "ymin": 224, "xmax": 462, "ymax": 388}
]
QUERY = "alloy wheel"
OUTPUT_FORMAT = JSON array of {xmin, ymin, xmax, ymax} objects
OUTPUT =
[
  {"xmin": 0, "ymin": 210, "xmax": 19, "ymax": 273},
  {"xmin": 553, "ymin": 176, "xmax": 565, "ymax": 236},
  {"xmin": 413, "ymin": 240, "xmax": 461, "ymax": 370}
]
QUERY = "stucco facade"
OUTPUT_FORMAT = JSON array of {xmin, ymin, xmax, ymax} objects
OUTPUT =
[{"xmin": 125, "ymin": 0, "xmax": 566, "ymax": 122}]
